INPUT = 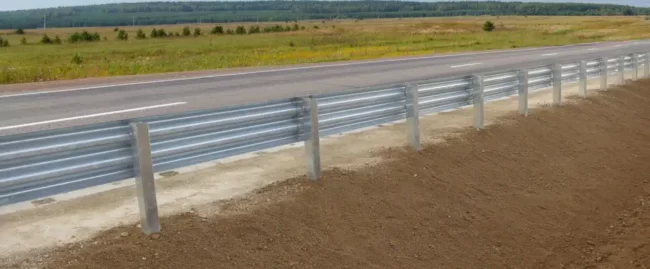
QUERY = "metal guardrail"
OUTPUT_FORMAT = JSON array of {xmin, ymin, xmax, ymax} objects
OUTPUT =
[{"xmin": 1, "ymin": 52, "xmax": 650, "ymax": 234}]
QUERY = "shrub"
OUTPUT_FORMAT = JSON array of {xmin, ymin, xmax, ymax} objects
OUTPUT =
[
  {"xmin": 264, "ymin": 24, "xmax": 285, "ymax": 33},
  {"xmin": 292, "ymin": 24, "xmax": 299, "ymax": 31},
  {"xmin": 113, "ymin": 27, "xmax": 119, "ymax": 32},
  {"xmin": 211, "ymin": 25, "xmax": 224, "ymax": 34},
  {"xmin": 248, "ymin": 25, "xmax": 260, "ymax": 34},
  {"xmin": 289, "ymin": 41, "xmax": 295, "ymax": 47},
  {"xmin": 53, "ymin": 35, "xmax": 62, "ymax": 44},
  {"xmin": 182, "ymin": 26, "xmax": 191, "ymax": 36},
  {"xmin": 285, "ymin": 26, "xmax": 291, "ymax": 31},
  {"xmin": 15, "ymin": 28, "xmax": 25, "ymax": 35},
  {"xmin": 20, "ymin": 37, "xmax": 27, "ymax": 45},
  {"xmin": 1, "ymin": 40, "xmax": 8, "ymax": 47},
  {"xmin": 156, "ymin": 28, "xmax": 167, "ymax": 37},
  {"xmin": 174, "ymin": 32, "xmax": 180, "ymax": 37},
  {"xmin": 136, "ymin": 29, "xmax": 146, "ymax": 39},
  {"xmin": 41, "ymin": 34, "xmax": 53, "ymax": 44},
  {"xmin": 71, "ymin": 54, "xmax": 83, "ymax": 65},
  {"xmin": 69, "ymin": 31, "xmax": 101, "ymax": 43},
  {"xmin": 116, "ymin": 29, "xmax": 128, "ymax": 40},
  {"xmin": 226, "ymin": 29, "xmax": 235, "ymax": 35},
  {"xmin": 483, "ymin": 21, "xmax": 495, "ymax": 32},
  {"xmin": 150, "ymin": 28, "xmax": 159, "ymax": 38},
  {"xmin": 193, "ymin": 28, "xmax": 202, "ymax": 37},
  {"xmin": 313, "ymin": 25, "xmax": 319, "ymax": 29},
  {"xmin": 235, "ymin": 25, "xmax": 246, "ymax": 35}
]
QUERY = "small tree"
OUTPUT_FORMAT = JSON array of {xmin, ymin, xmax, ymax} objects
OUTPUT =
[
  {"xmin": 41, "ymin": 34, "xmax": 53, "ymax": 44},
  {"xmin": 235, "ymin": 25, "xmax": 246, "ymax": 35},
  {"xmin": 15, "ymin": 28, "xmax": 25, "ymax": 35},
  {"xmin": 248, "ymin": 25, "xmax": 260, "ymax": 34},
  {"xmin": 292, "ymin": 23, "xmax": 299, "ymax": 31},
  {"xmin": 113, "ymin": 27, "xmax": 119, "ymax": 32},
  {"xmin": 174, "ymin": 32, "xmax": 180, "ymax": 37},
  {"xmin": 156, "ymin": 28, "xmax": 167, "ymax": 38},
  {"xmin": 193, "ymin": 27, "xmax": 202, "ymax": 37},
  {"xmin": 20, "ymin": 37, "xmax": 27, "ymax": 45},
  {"xmin": 483, "ymin": 21, "xmax": 495, "ymax": 32},
  {"xmin": 182, "ymin": 26, "xmax": 191, "ymax": 36},
  {"xmin": 136, "ymin": 29, "xmax": 146, "ymax": 39},
  {"xmin": 2, "ymin": 40, "xmax": 9, "ymax": 47},
  {"xmin": 53, "ymin": 35, "xmax": 62, "ymax": 44},
  {"xmin": 150, "ymin": 28, "xmax": 159, "ymax": 38},
  {"xmin": 284, "ymin": 25, "xmax": 291, "ymax": 31},
  {"xmin": 116, "ymin": 29, "xmax": 129, "ymax": 40},
  {"xmin": 211, "ymin": 25, "xmax": 224, "ymax": 34},
  {"xmin": 226, "ymin": 29, "xmax": 235, "ymax": 35}
]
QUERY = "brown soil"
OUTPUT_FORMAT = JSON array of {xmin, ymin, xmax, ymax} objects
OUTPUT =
[{"xmin": 15, "ymin": 81, "xmax": 650, "ymax": 268}]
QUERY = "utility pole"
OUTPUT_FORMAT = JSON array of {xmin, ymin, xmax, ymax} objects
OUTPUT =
[{"xmin": 43, "ymin": 14, "xmax": 47, "ymax": 30}]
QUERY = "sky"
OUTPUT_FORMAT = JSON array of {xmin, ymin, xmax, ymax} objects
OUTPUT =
[{"xmin": 1, "ymin": 0, "xmax": 649, "ymax": 11}]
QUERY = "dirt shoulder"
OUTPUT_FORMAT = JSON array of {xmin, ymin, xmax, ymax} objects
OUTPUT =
[{"xmin": 16, "ymin": 80, "xmax": 648, "ymax": 268}]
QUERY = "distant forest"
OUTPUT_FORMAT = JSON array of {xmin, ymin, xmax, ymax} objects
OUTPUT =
[{"xmin": 1, "ymin": 1, "xmax": 647, "ymax": 29}]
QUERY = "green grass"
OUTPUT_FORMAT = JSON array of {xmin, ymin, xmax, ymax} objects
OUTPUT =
[{"xmin": 1, "ymin": 16, "xmax": 649, "ymax": 85}]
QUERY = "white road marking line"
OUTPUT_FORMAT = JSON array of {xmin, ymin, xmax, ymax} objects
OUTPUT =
[
  {"xmin": 450, "ymin": 62, "xmax": 482, "ymax": 68},
  {"xmin": 541, "ymin": 53, "xmax": 558, "ymax": 56},
  {"xmin": 588, "ymin": 48, "xmax": 598, "ymax": 51},
  {"xmin": 0, "ymin": 41, "xmax": 623, "ymax": 99},
  {"xmin": 0, "ymin": 102, "xmax": 187, "ymax": 131}
]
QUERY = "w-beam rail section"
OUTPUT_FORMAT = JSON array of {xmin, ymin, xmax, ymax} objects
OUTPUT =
[{"xmin": 1, "ymin": 52, "xmax": 649, "ymax": 234}]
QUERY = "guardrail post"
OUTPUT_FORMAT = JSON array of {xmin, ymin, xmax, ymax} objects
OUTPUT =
[
  {"xmin": 517, "ymin": 69, "xmax": 528, "ymax": 116},
  {"xmin": 472, "ymin": 75, "xmax": 485, "ymax": 130},
  {"xmin": 645, "ymin": 52, "xmax": 650, "ymax": 78},
  {"xmin": 405, "ymin": 84, "xmax": 420, "ymax": 151},
  {"xmin": 600, "ymin": 57, "xmax": 608, "ymax": 90},
  {"xmin": 632, "ymin": 54, "xmax": 639, "ymax": 80},
  {"xmin": 301, "ymin": 97, "xmax": 321, "ymax": 180},
  {"xmin": 578, "ymin": 60, "xmax": 587, "ymax": 98},
  {"xmin": 130, "ymin": 122, "xmax": 161, "ymax": 235},
  {"xmin": 552, "ymin": 63, "xmax": 562, "ymax": 106},
  {"xmin": 618, "ymin": 55, "xmax": 625, "ymax": 84}
]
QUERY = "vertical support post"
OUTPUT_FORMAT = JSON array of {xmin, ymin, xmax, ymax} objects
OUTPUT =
[
  {"xmin": 618, "ymin": 55, "xmax": 625, "ymax": 84},
  {"xmin": 645, "ymin": 52, "xmax": 650, "ymax": 78},
  {"xmin": 600, "ymin": 57, "xmax": 608, "ymax": 90},
  {"xmin": 405, "ymin": 84, "xmax": 420, "ymax": 151},
  {"xmin": 578, "ymin": 60, "xmax": 587, "ymax": 98},
  {"xmin": 472, "ymin": 75, "xmax": 485, "ymax": 130},
  {"xmin": 130, "ymin": 122, "xmax": 160, "ymax": 235},
  {"xmin": 552, "ymin": 63, "xmax": 562, "ymax": 106},
  {"xmin": 301, "ymin": 97, "xmax": 321, "ymax": 180},
  {"xmin": 632, "ymin": 54, "xmax": 639, "ymax": 80},
  {"xmin": 517, "ymin": 69, "xmax": 528, "ymax": 116}
]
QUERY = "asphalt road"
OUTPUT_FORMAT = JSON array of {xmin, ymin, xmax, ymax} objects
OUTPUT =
[{"xmin": 1, "ymin": 40, "xmax": 650, "ymax": 135}]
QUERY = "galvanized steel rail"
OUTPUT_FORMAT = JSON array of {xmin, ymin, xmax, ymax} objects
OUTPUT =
[{"xmin": 1, "ymin": 52, "xmax": 649, "ymax": 234}]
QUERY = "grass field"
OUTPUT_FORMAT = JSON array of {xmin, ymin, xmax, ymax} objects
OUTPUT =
[{"xmin": 0, "ymin": 16, "xmax": 649, "ymax": 85}]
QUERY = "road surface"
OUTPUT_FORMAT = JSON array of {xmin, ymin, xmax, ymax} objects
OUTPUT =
[{"xmin": 1, "ymin": 40, "xmax": 649, "ymax": 135}]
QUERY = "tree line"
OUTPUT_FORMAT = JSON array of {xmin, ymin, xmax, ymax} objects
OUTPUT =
[
  {"xmin": 0, "ymin": 1, "xmax": 646, "ymax": 29},
  {"xmin": 14, "ymin": 23, "xmax": 307, "ymax": 46}
]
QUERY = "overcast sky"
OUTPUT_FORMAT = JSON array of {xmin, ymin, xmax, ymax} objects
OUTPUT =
[{"xmin": 1, "ymin": 0, "xmax": 649, "ymax": 11}]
